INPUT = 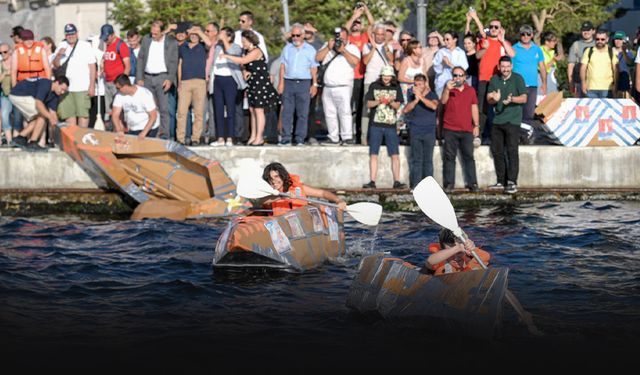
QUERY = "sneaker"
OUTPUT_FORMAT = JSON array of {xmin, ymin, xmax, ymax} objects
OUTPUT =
[
  {"xmin": 505, "ymin": 181, "xmax": 518, "ymax": 194},
  {"xmin": 308, "ymin": 137, "xmax": 319, "ymax": 145},
  {"xmin": 322, "ymin": 140, "xmax": 341, "ymax": 147},
  {"xmin": 11, "ymin": 135, "xmax": 27, "ymax": 148},
  {"xmin": 487, "ymin": 182, "xmax": 504, "ymax": 190},
  {"xmin": 362, "ymin": 181, "xmax": 376, "ymax": 189},
  {"xmin": 25, "ymin": 142, "xmax": 49, "ymax": 153},
  {"xmin": 393, "ymin": 181, "xmax": 407, "ymax": 189},
  {"xmin": 443, "ymin": 184, "xmax": 454, "ymax": 193},
  {"xmin": 295, "ymin": 142, "xmax": 306, "ymax": 147},
  {"xmin": 278, "ymin": 141, "xmax": 292, "ymax": 147},
  {"xmin": 341, "ymin": 139, "xmax": 355, "ymax": 146},
  {"xmin": 210, "ymin": 140, "xmax": 225, "ymax": 147},
  {"xmin": 225, "ymin": 139, "xmax": 234, "ymax": 147},
  {"xmin": 467, "ymin": 184, "xmax": 480, "ymax": 192}
]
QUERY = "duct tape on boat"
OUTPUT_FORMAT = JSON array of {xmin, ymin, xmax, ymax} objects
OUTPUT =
[{"xmin": 82, "ymin": 133, "xmax": 100, "ymax": 146}]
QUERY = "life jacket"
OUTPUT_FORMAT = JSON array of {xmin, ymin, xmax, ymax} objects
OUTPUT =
[
  {"xmin": 270, "ymin": 174, "xmax": 308, "ymax": 216},
  {"xmin": 15, "ymin": 41, "xmax": 46, "ymax": 82},
  {"xmin": 427, "ymin": 243, "xmax": 491, "ymax": 275}
]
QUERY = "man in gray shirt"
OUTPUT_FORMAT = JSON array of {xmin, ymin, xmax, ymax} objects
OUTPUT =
[{"xmin": 567, "ymin": 21, "xmax": 595, "ymax": 98}]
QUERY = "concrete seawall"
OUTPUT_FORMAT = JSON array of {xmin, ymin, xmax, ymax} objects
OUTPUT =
[{"xmin": 1, "ymin": 145, "xmax": 639, "ymax": 190}]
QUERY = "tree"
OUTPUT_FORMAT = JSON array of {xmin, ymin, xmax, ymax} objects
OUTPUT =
[{"xmin": 109, "ymin": 0, "xmax": 411, "ymax": 56}]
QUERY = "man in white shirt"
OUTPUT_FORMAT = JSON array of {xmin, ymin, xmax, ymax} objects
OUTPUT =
[
  {"xmin": 234, "ymin": 11, "xmax": 269, "ymax": 62},
  {"xmin": 112, "ymin": 74, "xmax": 159, "ymax": 140},
  {"xmin": 316, "ymin": 27, "xmax": 361, "ymax": 145},
  {"xmin": 51, "ymin": 23, "xmax": 97, "ymax": 127}
]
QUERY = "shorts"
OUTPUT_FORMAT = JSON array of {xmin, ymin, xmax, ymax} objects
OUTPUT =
[
  {"xmin": 8, "ymin": 95, "xmax": 38, "ymax": 121},
  {"xmin": 368, "ymin": 126, "xmax": 400, "ymax": 155},
  {"xmin": 57, "ymin": 91, "xmax": 91, "ymax": 120}
]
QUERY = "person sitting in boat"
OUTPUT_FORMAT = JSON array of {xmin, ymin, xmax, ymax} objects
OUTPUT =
[
  {"xmin": 261, "ymin": 162, "xmax": 347, "ymax": 216},
  {"xmin": 425, "ymin": 228, "xmax": 490, "ymax": 275}
]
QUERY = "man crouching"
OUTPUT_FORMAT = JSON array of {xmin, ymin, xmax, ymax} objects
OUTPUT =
[{"xmin": 112, "ymin": 74, "xmax": 159, "ymax": 140}]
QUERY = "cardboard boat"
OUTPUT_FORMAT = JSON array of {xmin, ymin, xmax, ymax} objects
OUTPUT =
[
  {"xmin": 54, "ymin": 123, "xmax": 250, "ymax": 219},
  {"xmin": 346, "ymin": 253, "xmax": 508, "ymax": 338},
  {"xmin": 213, "ymin": 204, "xmax": 345, "ymax": 272}
]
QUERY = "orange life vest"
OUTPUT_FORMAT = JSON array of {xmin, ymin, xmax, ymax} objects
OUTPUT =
[
  {"xmin": 15, "ymin": 41, "xmax": 46, "ymax": 82},
  {"xmin": 270, "ymin": 174, "xmax": 308, "ymax": 216},
  {"xmin": 427, "ymin": 243, "xmax": 491, "ymax": 275}
]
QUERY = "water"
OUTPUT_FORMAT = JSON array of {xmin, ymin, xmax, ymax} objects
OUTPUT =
[{"xmin": 1, "ymin": 201, "xmax": 639, "ymax": 369}]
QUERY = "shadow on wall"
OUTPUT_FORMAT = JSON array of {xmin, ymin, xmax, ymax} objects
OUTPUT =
[{"xmin": 1, "ymin": 2, "xmax": 55, "ymax": 47}]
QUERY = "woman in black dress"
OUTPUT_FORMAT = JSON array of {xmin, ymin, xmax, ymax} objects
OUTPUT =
[{"xmin": 222, "ymin": 30, "xmax": 280, "ymax": 145}]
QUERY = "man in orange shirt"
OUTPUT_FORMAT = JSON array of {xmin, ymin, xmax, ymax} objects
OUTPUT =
[{"xmin": 471, "ymin": 12, "xmax": 515, "ymax": 141}]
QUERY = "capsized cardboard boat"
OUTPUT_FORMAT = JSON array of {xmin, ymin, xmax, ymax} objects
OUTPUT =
[
  {"xmin": 346, "ymin": 253, "xmax": 508, "ymax": 338},
  {"xmin": 54, "ymin": 123, "xmax": 250, "ymax": 219},
  {"xmin": 213, "ymin": 204, "xmax": 345, "ymax": 272}
]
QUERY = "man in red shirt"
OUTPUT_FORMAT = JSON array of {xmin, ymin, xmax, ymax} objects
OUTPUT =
[
  {"xmin": 100, "ymin": 24, "xmax": 131, "ymax": 128},
  {"xmin": 440, "ymin": 66, "xmax": 480, "ymax": 193},
  {"xmin": 471, "ymin": 13, "xmax": 514, "ymax": 141},
  {"xmin": 345, "ymin": 3, "xmax": 374, "ymax": 144}
]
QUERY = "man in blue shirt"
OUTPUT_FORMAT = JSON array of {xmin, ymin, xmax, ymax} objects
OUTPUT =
[
  {"xmin": 9, "ymin": 76, "xmax": 69, "ymax": 152},
  {"xmin": 277, "ymin": 23, "xmax": 319, "ymax": 146},
  {"xmin": 512, "ymin": 25, "xmax": 545, "ymax": 127}
]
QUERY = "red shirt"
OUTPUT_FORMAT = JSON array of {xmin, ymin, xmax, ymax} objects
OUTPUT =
[
  {"xmin": 477, "ymin": 37, "xmax": 509, "ymax": 81},
  {"xmin": 348, "ymin": 33, "xmax": 369, "ymax": 79},
  {"xmin": 103, "ymin": 37, "xmax": 130, "ymax": 82},
  {"xmin": 443, "ymin": 84, "xmax": 478, "ymax": 133}
]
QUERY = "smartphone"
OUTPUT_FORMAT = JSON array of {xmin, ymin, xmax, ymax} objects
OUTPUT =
[{"xmin": 453, "ymin": 80, "xmax": 464, "ymax": 87}]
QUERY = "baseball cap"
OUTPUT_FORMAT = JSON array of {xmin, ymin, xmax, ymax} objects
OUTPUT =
[
  {"xmin": 380, "ymin": 65, "xmax": 395, "ymax": 77},
  {"xmin": 613, "ymin": 30, "xmax": 626, "ymax": 40},
  {"xmin": 519, "ymin": 25, "xmax": 534, "ymax": 34},
  {"xmin": 581, "ymin": 21, "xmax": 594, "ymax": 31},
  {"xmin": 100, "ymin": 24, "xmax": 114, "ymax": 41},
  {"xmin": 175, "ymin": 22, "xmax": 192, "ymax": 34},
  {"xmin": 19, "ymin": 29, "xmax": 34, "ymax": 41},
  {"xmin": 64, "ymin": 23, "xmax": 78, "ymax": 35}
]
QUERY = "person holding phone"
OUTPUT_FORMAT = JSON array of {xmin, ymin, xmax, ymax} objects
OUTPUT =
[{"xmin": 440, "ymin": 66, "xmax": 480, "ymax": 193}]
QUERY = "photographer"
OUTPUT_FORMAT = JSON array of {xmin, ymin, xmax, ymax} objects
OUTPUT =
[
  {"xmin": 315, "ymin": 27, "xmax": 361, "ymax": 145},
  {"xmin": 612, "ymin": 31, "xmax": 635, "ymax": 98}
]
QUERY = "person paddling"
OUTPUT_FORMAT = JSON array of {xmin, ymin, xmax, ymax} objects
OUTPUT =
[
  {"xmin": 260, "ymin": 162, "xmax": 347, "ymax": 215},
  {"xmin": 425, "ymin": 228, "xmax": 490, "ymax": 275}
]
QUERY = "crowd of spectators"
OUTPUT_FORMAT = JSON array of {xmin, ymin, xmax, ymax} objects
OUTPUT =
[{"xmin": 1, "ymin": 5, "xmax": 639, "ymax": 192}]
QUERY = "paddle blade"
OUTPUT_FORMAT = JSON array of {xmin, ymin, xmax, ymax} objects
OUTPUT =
[
  {"xmin": 346, "ymin": 202, "xmax": 383, "ymax": 226},
  {"xmin": 412, "ymin": 176, "xmax": 460, "ymax": 232},
  {"xmin": 236, "ymin": 175, "xmax": 278, "ymax": 199}
]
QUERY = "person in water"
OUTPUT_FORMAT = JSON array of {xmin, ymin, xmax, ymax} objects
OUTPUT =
[
  {"xmin": 425, "ymin": 228, "xmax": 490, "ymax": 275},
  {"xmin": 261, "ymin": 162, "xmax": 347, "ymax": 215}
]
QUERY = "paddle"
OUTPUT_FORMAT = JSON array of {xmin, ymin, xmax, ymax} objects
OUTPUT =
[
  {"xmin": 413, "ymin": 176, "xmax": 542, "ymax": 336},
  {"xmin": 237, "ymin": 175, "xmax": 383, "ymax": 226}
]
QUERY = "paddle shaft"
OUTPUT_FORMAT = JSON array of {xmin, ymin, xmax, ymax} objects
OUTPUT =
[
  {"xmin": 456, "ymin": 230, "xmax": 541, "ymax": 336},
  {"xmin": 279, "ymin": 192, "xmax": 341, "ymax": 210}
]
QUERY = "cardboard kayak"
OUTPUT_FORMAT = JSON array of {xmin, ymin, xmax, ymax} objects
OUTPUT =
[{"xmin": 213, "ymin": 204, "xmax": 345, "ymax": 272}]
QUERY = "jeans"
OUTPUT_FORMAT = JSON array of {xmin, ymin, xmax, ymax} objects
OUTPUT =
[
  {"xmin": 281, "ymin": 79, "xmax": 311, "ymax": 144},
  {"xmin": 1, "ymin": 94, "xmax": 12, "ymax": 132},
  {"xmin": 409, "ymin": 132, "xmax": 436, "ymax": 188},
  {"xmin": 442, "ymin": 129, "xmax": 477, "ymax": 188},
  {"xmin": 586, "ymin": 90, "xmax": 610, "ymax": 99},
  {"xmin": 490, "ymin": 123, "xmax": 520, "ymax": 185},
  {"xmin": 213, "ymin": 75, "xmax": 238, "ymax": 139},
  {"xmin": 523, "ymin": 87, "xmax": 538, "ymax": 125}
]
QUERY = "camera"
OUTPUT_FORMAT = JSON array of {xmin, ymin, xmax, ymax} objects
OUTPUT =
[
  {"xmin": 334, "ymin": 27, "xmax": 343, "ymax": 51},
  {"xmin": 355, "ymin": 2, "xmax": 365, "ymax": 9}
]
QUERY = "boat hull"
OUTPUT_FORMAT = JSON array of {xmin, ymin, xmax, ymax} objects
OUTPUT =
[
  {"xmin": 213, "ymin": 205, "xmax": 345, "ymax": 272},
  {"xmin": 346, "ymin": 253, "xmax": 508, "ymax": 338}
]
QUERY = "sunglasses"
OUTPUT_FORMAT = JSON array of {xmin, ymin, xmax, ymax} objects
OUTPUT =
[
  {"xmin": 239, "ymin": 19, "xmax": 247, "ymax": 24},
  {"xmin": 291, "ymin": 34, "xmax": 302, "ymax": 37},
  {"xmin": 489, "ymin": 25, "xmax": 500, "ymax": 29},
  {"xmin": 595, "ymin": 38, "xmax": 607, "ymax": 41},
  {"xmin": 521, "ymin": 32, "xmax": 532, "ymax": 36},
  {"xmin": 386, "ymin": 29, "xmax": 395, "ymax": 33},
  {"xmin": 452, "ymin": 73, "xmax": 465, "ymax": 78},
  {"xmin": 305, "ymin": 30, "xmax": 313, "ymax": 34},
  {"xmin": 0, "ymin": 51, "xmax": 9, "ymax": 54},
  {"xmin": 401, "ymin": 38, "xmax": 411, "ymax": 42}
]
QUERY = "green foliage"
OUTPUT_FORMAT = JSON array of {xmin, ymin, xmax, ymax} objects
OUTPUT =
[{"xmin": 109, "ymin": 0, "xmax": 410, "ymax": 56}]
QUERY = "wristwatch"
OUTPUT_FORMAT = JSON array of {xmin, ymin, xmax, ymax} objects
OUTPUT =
[{"xmin": 313, "ymin": 83, "xmax": 320, "ymax": 87}]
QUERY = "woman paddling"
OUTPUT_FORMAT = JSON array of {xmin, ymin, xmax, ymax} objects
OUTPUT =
[{"xmin": 260, "ymin": 162, "xmax": 347, "ymax": 216}]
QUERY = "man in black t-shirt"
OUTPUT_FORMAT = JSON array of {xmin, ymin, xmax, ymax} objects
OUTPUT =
[{"xmin": 9, "ymin": 76, "xmax": 69, "ymax": 152}]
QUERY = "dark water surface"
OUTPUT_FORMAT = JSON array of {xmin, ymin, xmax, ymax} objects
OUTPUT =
[{"xmin": 1, "ymin": 201, "xmax": 638, "ymax": 369}]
